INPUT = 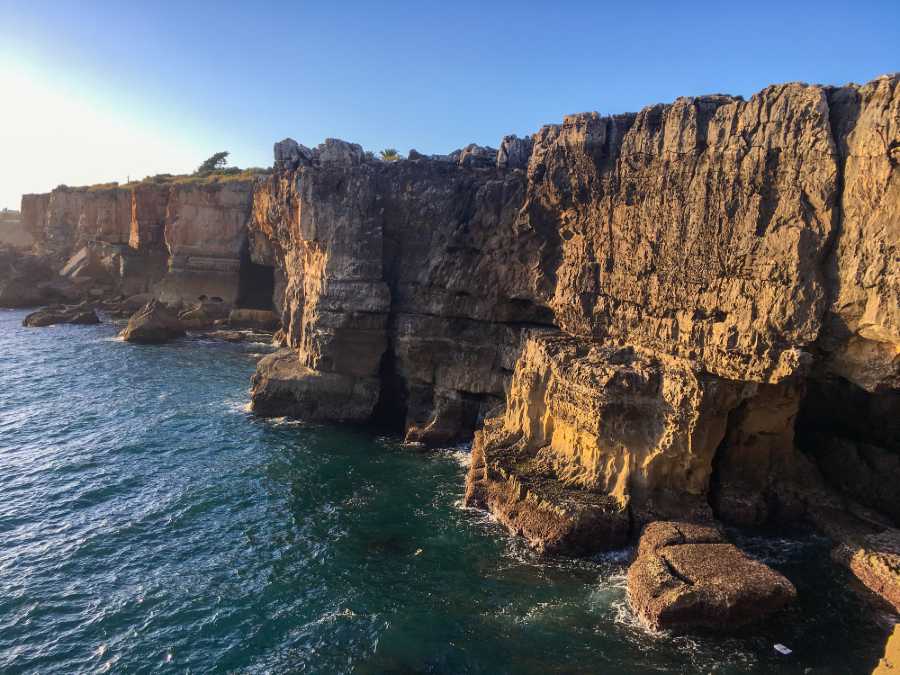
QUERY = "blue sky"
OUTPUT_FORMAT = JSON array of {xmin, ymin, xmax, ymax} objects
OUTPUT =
[{"xmin": 1, "ymin": 0, "xmax": 898, "ymax": 209}]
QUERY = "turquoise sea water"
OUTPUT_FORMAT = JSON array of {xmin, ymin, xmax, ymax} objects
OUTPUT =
[{"xmin": 0, "ymin": 308, "xmax": 892, "ymax": 674}]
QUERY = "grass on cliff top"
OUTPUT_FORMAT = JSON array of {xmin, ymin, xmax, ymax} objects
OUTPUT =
[{"xmin": 68, "ymin": 167, "xmax": 273, "ymax": 193}]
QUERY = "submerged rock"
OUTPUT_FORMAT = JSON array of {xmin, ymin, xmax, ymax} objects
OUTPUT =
[
  {"xmin": 626, "ymin": 521, "xmax": 797, "ymax": 631},
  {"xmin": 23, "ymin": 304, "xmax": 100, "ymax": 327},
  {"xmin": 120, "ymin": 299, "xmax": 185, "ymax": 344}
]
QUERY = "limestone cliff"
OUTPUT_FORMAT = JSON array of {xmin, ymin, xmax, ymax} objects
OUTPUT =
[
  {"xmin": 246, "ymin": 76, "xmax": 899, "ymax": 614},
  {"xmin": 17, "ymin": 177, "xmax": 263, "ymax": 307},
  {"xmin": 7, "ymin": 74, "xmax": 899, "ymax": 621}
]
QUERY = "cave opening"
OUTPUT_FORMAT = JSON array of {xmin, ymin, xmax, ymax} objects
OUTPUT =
[
  {"xmin": 236, "ymin": 242, "xmax": 275, "ymax": 310},
  {"xmin": 795, "ymin": 375, "xmax": 900, "ymax": 526}
]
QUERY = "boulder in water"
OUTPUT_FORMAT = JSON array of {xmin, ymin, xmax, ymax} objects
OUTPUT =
[
  {"xmin": 23, "ymin": 304, "xmax": 100, "ymax": 327},
  {"xmin": 120, "ymin": 299, "xmax": 186, "ymax": 344},
  {"xmin": 627, "ymin": 521, "xmax": 797, "ymax": 631}
]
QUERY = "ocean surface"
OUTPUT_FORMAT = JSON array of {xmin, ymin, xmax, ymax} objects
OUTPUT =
[{"xmin": 0, "ymin": 308, "xmax": 892, "ymax": 674}]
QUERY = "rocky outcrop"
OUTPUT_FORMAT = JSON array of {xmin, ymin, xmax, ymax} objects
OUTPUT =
[
  {"xmin": 820, "ymin": 76, "xmax": 899, "ymax": 394},
  {"xmin": 250, "ymin": 348, "xmax": 381, "ymax": 421},
  {"xmin": 0, "ymin": 209, "xmax": 32, "ymax": 248},
  {"xmin": 810, "ymin": 504, "xmax": 900, "ymax": 613},
  {"xmin": 22, "ymin": 304, "xmax": 100, "ymax": 327},
  {"xmin": 0, "ymin": 248, "xmax": 78, "ymax": 308},
  {"xmin": 12, "ymin": 74, "xmax": 899, "ymax": 621},
  {"xmin": 120, "ymin": 299, "xmax": 185, "ymax": 344},
  {"xmin": 18, "ymin": 176, "xmax": 268, "ymax": 309},
  {"xmin": 243, "ymin": 75, "xmax": 899, "ymax": 615},
  {"xmin": 627, "ymin": 521, "xmax": 797, "ymax": 631},
  {"xmin": 156, "ymin": 181, "xmax": 255, "ymax": 305},
  {"xmin": 874, "ymin": 624, "xmax": 899, "ymax": 674}
]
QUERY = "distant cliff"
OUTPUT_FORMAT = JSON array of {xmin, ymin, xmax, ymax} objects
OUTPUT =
[{"xmin": 0, "ymin": 209, "xmax": 32, "ymax": 248}]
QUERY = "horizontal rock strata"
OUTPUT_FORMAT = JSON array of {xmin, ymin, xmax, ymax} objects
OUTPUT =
[{"xmin": 5, "ymin": 74, "xmax": 898, "ymax": 622}]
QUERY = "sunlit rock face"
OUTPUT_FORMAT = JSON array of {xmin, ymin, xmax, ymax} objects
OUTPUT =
[
  {"xmin": 156, "ymin": 181, "xmax": 255, "ymax": 305},
  {"xmin": 10, "ymin": 75, "xmax": 898, "ymax": 617},
  {"xmin": 246, "ymin": 77, "xmax": 899, "ymax": 614}
]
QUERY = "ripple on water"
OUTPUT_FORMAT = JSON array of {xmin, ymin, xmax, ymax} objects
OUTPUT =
[{"xmin": 0, "ymin": 309, "xmax": 892, "ymax": 674}]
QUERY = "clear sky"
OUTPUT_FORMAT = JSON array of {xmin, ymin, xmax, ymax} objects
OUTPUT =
[{"xmin": 1, "ymin": 0, "xmax": 898, "ymax": 210}]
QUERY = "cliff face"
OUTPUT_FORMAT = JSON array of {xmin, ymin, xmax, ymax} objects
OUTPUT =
[
  {"xmin": 18, "ymin": 179, "xmax": 259, "ymax": 305},
  {"xmin": 247, "ymin": 76, "xmax": 899, "ymax": 612},
  {"xmin": 0, "ymin": 209, "xmax": 32, "ymax": 248},
  {"xmin": 9, "ymin": 75, "xmax": 898, "ymax": 619},
  {"xmin": 250, "ymin": 146, "xmax": 544, "ymax": 438},
  {"xmin": 156, "ymin": 181, "xmax": 255, "ymax": 304}
]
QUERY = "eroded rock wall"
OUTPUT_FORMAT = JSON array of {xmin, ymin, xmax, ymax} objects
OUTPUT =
[
  {"xmin": 156, "ymin": 181, "xmax": 255, "ymax": 304},
  {"xmin": 249, "ymin": 76, "xmax": 899, "ymax": 570},
  {"xmin": 17, "ymin": 179, "xmax": 261, "ymax": 305}
]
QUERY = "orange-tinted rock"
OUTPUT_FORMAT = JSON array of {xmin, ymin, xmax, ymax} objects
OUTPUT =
[{"xmin": 627, "ymin": 521, "xmax": 797, "ymax": 631}]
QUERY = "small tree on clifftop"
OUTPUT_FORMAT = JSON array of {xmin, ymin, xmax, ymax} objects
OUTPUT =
[
  {"xmin": 197, "ymin": 151, "xmax": 230, "ymax": 174},
  {"xmin": 379, "ymin": 148, "xmax": 401, "ymax": 162}
]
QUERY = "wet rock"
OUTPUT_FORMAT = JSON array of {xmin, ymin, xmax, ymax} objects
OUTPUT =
[
  {"xmin": 120, "ymin": 299, "xmax": 186, "ymax": 344},
  {"xmin": 463, "ymin": 332, "xmax": 744, "ymax": 551},
  {"xmin": 464, "ymin": 415, "xmax": 630, "ymax": 554},
  {"xmin": 23, "ymin": 304, "xmax": 100, "ymax": 327},
  {"xmin": 250, "ymin": 349, "xmax": 380, "ymax": 421},
  {"xmin": 227, "ymin": 308, "xmax": 280, "ymax": 331},
  {"xmin": 626, "ymin": 521, "xmax": 797, "ymax": 631},
  {"xmin": 178, "ymin": 299, "xmax": 231, "ymax": 330}
]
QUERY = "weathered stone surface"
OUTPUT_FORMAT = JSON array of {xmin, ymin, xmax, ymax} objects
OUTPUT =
[
  {"xmin": 156, "ymin": 181, "xmax": 254, "ymax": 305},
  {"xmin": 129, "ymin": 183, "xmax": 169, "ymax": 251},
  {"xmin": 524, "ymin": 86, "xmax": 839, "ymax": 384},
  {"xmin": 228, "ymin": 308, "xmax": 280, "ymax": 331},
  {"xmin": 74, "ymin": 187, "xmax": 132, "ymax": 247},
  {"xmin": 457, "ymin": 143, "xmax": 496, "ymax": 168},
  {"xmin": 0, "ymin": 249, "xmax": 74, "ymax": 308},
  {"xmin": 464, "ymin": 415, "xmax": 630, "ymax": 555},
  {"xmin": 874, "ymin": 624, "xmax": 900, "ymax": 674},
  {"xmin": 315, "ymin": 138, "xmax": 365, "ymax": 167},
  {"xmin": 832, "ymin": 527, "xmax": 900, "ymax": 613},
  {"xmin": 120, "ymin": 299, "xmax": 185, "ymax": 344},
  {"xmin": 22, "ymin": 304, "xmax": 100, "ymax": 327},
  {"xmin": 462, "ymin": 331, "xmax": 742, "ymax": 549},
  {"xmin": 178, "ymin": 299, "xmax": 231, "ymax": 330},
  {"xmin": 0, "ymin": 209, "xmax": 32, "ymax": 248},
  {"xmin": 627, "ymin": 521, "xmax": 797, "ymax": 631},
  {"xmin": 821, "ymin": 75, "xmax": 900, "ymax": 393},
  {"xmin": 496, "ymin": 134, "xmax": 533, "ymax": 170},
  {"xmin": 250, "ymin": 349, "xmax": 380, "ymax": 421},
  {"xmin": 20, "ymin": 193, "xmax": 49, "ymax": 249},
  {"xmin": 273, "ymin": 138, "xmax": 314, "ymax": 171}
]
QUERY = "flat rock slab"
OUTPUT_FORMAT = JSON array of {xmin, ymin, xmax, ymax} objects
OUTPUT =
[
  {"xmin": 627, "ymin": 521, "xmax": 796, "ymax": 631},
  {"xmin": 833, "ymin": 528, "xmax": 900, "ymax": 613},
  {"xmin": 23, "ymin": 305, "xmax": 100, "ymax": 327}
]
